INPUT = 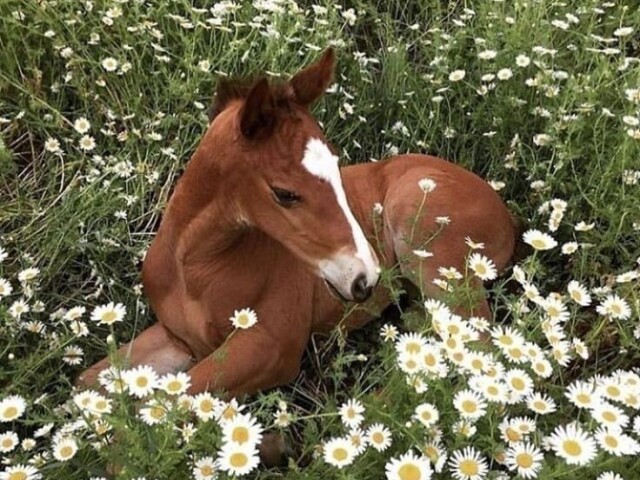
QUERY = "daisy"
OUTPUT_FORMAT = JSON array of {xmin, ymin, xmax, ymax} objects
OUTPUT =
[
  {"xmin": 497, "ymin": 68, "xmax": 513, "ymax": 80},
  {"xmin": 505, "ymin": 442, "xmax": 543, "ymax": 479},
  {"xmin": 62, "ymin": 345, "xmax": 84, "ymax": 365},
  {"xmin": 192, "ymin": 456, "xmax": 217, "ymax": 480},
  {"xmin": 192, "ymin": 392, "xmax": 220, "ymax": 422},
  {"xmin": 17, "ymin": 267, "xmax": 39, "ymax": 283},
  {"xmin": 215, "ymin": 398, "xmax": 244, "ymax": 423},
  {"xmin": 465, "ymin": 237, "xmax": 485, "ymax": 250},
  {"xmin": 398, "ymin": 351, "xmax": 422, "ymax": 375},
  {"xmin": 491, "ymin": 326, "xmax": 526, "ymax": 351},
  {"xmin": 90, "ymin": 302, "xmax": 126, "ymax": 325},
  {"xmin": 139, "ymin": 400, "xmax": 168, "ymax": 425},
  {"xmin": 339, "ymin": 398, "xmax": 365, "ymax": 428},
  {"xmin": 323, "ymin": 437, "xmax": 357, "ymax": 469},
  {"xmin": 572, "ymin": 338, "xmax": 589, "ymax": 359},
  {"xmin": 526, "ymin": 392, "xmax": 557, "ymax": 415},
  {"xmin": 415, "ymin": 403, "xmax": 440, "ymax": 428},
  {"xmin": 542, "ymin": 296, "xmax": 569, "ymax": 323},
  {"xmin": 380, "ymin": 324, "xmax": 399, "ymax": 341},
  {"xmin": 0, "ymin": 431, "xmax": 18, "ymax": 453},
  {"xmin": 523, "ymin": 230, "xmax": 557, "ymax": 250},
  {"xmin": 0, "ymin": 464, "xmax": 41, "ymax": 480},
  {"xmin": 597, "ymin": 473, "xmax": 625, "ymax": 480},
  {"xmin": 596, "ymin": 294, "xmax": 631, "ymax": 320},
  {"xmin": 448, "ymin": 446, "xmax": 488, "ymax": 480},
  {"xmin": 73, "ymin": 117, "xmax": 91, "ymax": 134},
  {"xmin": 395, "ymin": 332, "xmax": 428, "ymax": 356},
  {"xmin": 590, "ymin": 402, "xmax": 629, "ymax": 429},
  {"xmin": 594, "ymin": 426, "xmax": 640, "ymax": 456},
  {"xmin": 98, "ymin": 367, "xmax": 127, "ymax": 393},
  {"xmin": 229, "ymin": 308, "xmax": 258, "ymax": 329},
  {"xmin": 547, "ymin": 423, "xmax": 597, "ymax": 466},
  {"xmin": 366, "ymin": 423, "xmax": 392, "ymax": 452},
  {"xmin": 468, "ymin": 253, "xmax": 497, "ymax": 281},
  {"xmin": 273, "ymin": 408, "xmax": 292, "ymax": 428},
  {"xmin": 453, "ymin": 420, "xmax": 477, "ymax": 438},
  {"xmin": 598, "ymin": 377, "xmax": 624, "ymax": 402},
  {"xmin": 516, "ymin": 54, "xmax": 531, "ymax": 67},
  {"xmin": 44, "ymin": 137, "xmax": 62, "ymax": 153},
  {"xmin": 449, "ymin": 70, "xmax": 466, "ymax": 82},
  {"xmin": 566, "ymin": 380, "xmax": 600, "ymax": 409},
  {"xmin": 453, "ymin": 389, "xmax": 487, "ymax": 420},
  {"xmin": 0, "ymin": 395, "xmax": 27, "ymax": 422},
  {"xmin": 122, "ymin": 365, "xmax": 158, "ymax": 398},
  {"xmin": 52, "ymin": 437, "xmax": 78, "ymax": 461},
  {"xmin": 217, "ymin": 441, "xmax": 259, "ymax": 476},
  {"xmin": 418, "ymin": 177, "xmax": 437, "ymax": 193},
  {"xmin": 477, "ymin": 377, "xmax": 509, "ymax": 403},
  {"xmin": 0, "ymin": 278, "xmax": 13, "ymax": 298},
  {"xmin": 101, "ymin": 57, "xmax": 118, "ymax": 71},
  {"xmin": 159, "ymin": 372, "xmax": 191, "ymax": 395},
  {"xmin": 222, "ymin": 413, "xmax": 263, "ymax": 447},
  {"xmin": 8, "ymin": 299, "xmax": 29, "ymax": 318},
  {"xmin": 385, "ymin": 450, "xmax": 433, "ymax": 480},
  {"xmin": 78, "ymin": 135, "xmax": 96, "ymax": 151},
  {"xmin": 477, "ymin": 50, "xmax": 497, "ymax": 60},
  {"xmin": 422, "ymin": 441, "xmax": 447, "ymax": 473},
  {"xmin": 505, "ymin": 369, "xmax": 534, "ymax": 399}
]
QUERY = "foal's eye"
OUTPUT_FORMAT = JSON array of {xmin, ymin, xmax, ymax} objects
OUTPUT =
[{"xmin": 271, "ymin": 187, "xmax": 301, "ymax": 207}]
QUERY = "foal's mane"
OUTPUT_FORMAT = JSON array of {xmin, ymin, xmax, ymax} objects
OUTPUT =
[{"xmin": 208, "ymin": 76, "xmax": 295, "ymax": 122}]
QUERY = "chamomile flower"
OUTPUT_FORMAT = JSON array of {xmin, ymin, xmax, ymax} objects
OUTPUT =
[
  {"xmin": 367, "ymin": 423, "xmax": 392, "ymax": 452},
  {"xmin": 526, "ymin": 392, "xmax": 557, "ymax": 415},
  {"xmin": 90, "ymin": 302, "xmax": 126, "ymax": 325},
  {"xmin": 217, "ymin": 441, "xmax": 259, "ymax": 476},
  {"xmin": 78, "ymin": 135, "xmax": 96, "ymax": 151},
  {"xmin": 159, "ymin": 372, "xmax": 191, "ymax": 395},
  {"xmin": 597, "ymin": 473, "xmax": 625, "ymax": 480},
  {"xmin": 192, "ymin": 392, "xmax": 220, "ymax": 422},
  {"xmin": 0, "ymin": 431, "xmax": 18, "ymax": 453},
  {"xmin": 73, "ymin": 117, "xmax": 91, "ymax": 134},
  {"xmin": 229, "ymin": 308, "xmax": 258, "ymax": 329},
  {"xmin": 395, "ymin": 332, "xmax": 428, "ymax": 356},
  {"xmin": 52, "ymin": 437, "xmax": 78, "ymax": 461},
  {"xmin": 594, "ymin": 426, "xmax": 640, "ymax": 456},
  {"xmin": 139, "ymin": 400, "xmax": 168, "ymax": 425},
  {"xmin": 123, "ymin": 365, "xmax": 158, "ymax": 398},
  {"xmin": 448, "ymin": 446, "xmax": 488, "ymax": 480},
  {"xmin": 453, "ymin": 389, "xmax": 487, "ymax": 420},
  {"xmin": 596, "ymin": 294, "xmax": 631, "ymax": 320},
  {"xmin": 547, "ymin": 423, "xmax": 597, "ymax": 466},
  {"xmin": 0, "ymin": 464, "xmax": 41, "ymax": 480},
  {"xmin": 385, "ymin": 450, "xmax": 433, "ymax": 480},
  {"xmin": 323, "ymin": 437, "xmax": 357, "ymax": 469},
  {"xmin": 339, "ymin": 398, "xmax": 365, "ymax": 428},
  {"xmin": 0, "ymin": 278, "xmax": 13, "ymax": 298},
  {"xmin": 566, "ymin": 380, "xmax": 600, "ymax": 409},
  {"xmin": 505, "ymin": 369, "xmax": 534, "ymax": 399},
  {"xmin": 591, "ymin": 402, "xmax": 629, "ymax": 429},
  {"xmin": 0, "ymin": 395, "xmax": 27, "ymax": 422},
  {"xmin": 415, "ymin": 403, "xmax": 440, "ymax": 428},
  {"xmin": 273, "ymin": 408, "xmax": 292, "ymax": 428},
  {"xmin": 422, "ymin": 441, "xmax": 447, "ymax": 472},
  {"xmin": 380, "ymin": 324, "xmax": 399, "ymax": 341},
  {"xmin": 222, "ymin": 413, "xmax": 263, "ymax": 447},
  {"xmin": 468, "ymin": 253, "xmax": 497, "ymax": 280},
  {"xmin": 523, "ymin": 229, "xmax": 557, "ymax": 250},
  {"xmin": 418, "ymin": 177, "xmax": 437, "ymax": 193},
  {"xmin": 505, "ymin": 442, "xmax": 543, "ymax": 479},
  {"xmin": 101, "ymin": 57, "xmax": 118, "ymax": 71},
  {"xmin": 192, "ymin": 456, "xmax": 217, "ymax": 480},
  {"xmin": 491, "ymin": 326, "xmax": 526, "ymax": 351}
]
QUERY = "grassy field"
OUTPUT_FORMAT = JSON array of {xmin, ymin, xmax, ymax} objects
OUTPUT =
[{"xmin": 1, "ymin": 0, "xmax": 640, "ymax": 478}]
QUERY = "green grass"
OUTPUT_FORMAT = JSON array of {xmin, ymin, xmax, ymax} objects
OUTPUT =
[{"xmin": 1, "ymin": 0, "xmax": 640, "ymax": 479}]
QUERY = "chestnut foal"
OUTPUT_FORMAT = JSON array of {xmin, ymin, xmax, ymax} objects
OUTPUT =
[{"xmin": 78, "ymin": 49, "xmax": 516, "ymax": 398}]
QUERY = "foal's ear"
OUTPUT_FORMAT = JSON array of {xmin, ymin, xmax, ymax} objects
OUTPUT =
[
  {"xmin": 289, "ymin": 48, "xmax": 336, "ymax": 106},
  {"xmin": 240, "ymin": 77, "xmax": 275, "ymax": 138}
]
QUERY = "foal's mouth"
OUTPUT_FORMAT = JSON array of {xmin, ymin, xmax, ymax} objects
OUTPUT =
[{"xmin": 323, "ymin": 278, "xmax": 350, "ymax": 303}]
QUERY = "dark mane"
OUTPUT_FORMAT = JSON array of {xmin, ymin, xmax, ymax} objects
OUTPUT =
[{"xmin": 208, "ymin": 76, "xmax": 295, "ymax": 122}]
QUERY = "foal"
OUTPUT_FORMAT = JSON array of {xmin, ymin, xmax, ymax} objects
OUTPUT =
[{"xmin": 78, "ymin": 49, "xmax": 516, "ymax": 398}]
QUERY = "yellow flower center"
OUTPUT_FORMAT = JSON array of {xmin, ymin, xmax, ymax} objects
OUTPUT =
[
  {"xmin": 563, "ymin": 440, "xmax": 582, "ymax": 456},
  {"xmin": 606, "ymin": 386, "xmax": 620, "ymax": 397},
  {"xmin": 230, "ymin": 452, "xmax": 248, "ymax": 468},
  {"xmin": 605, "ymin": 435, "xmax": 618, "ymax": 448},
  {"xmin": 94, "ymin": 400, "xmax": 107, "ymax": 411},
  {"xmin": 59, "ymin": 445, "xmax": 74, "ymax": 458},
  {"xmin": 531, "ymin": 239, "xmax": 546, "ymax": 250},
  {"xmin": 2, "ymin": 407, "xmax": 18, "ymax": 419},
  {"xmin": 602, "ymin": 411, "xmax": 616, "ymax": 422},
  {"xmin": 511, "ymin": 378, "xmax": 525, "ymax": 391},
  {"xmin": 448, "ymin": 325, "xmax": 460, "ymax": 334},
  {"xmin": 499, "ymin": 335, "xmax": 513, "ymax": 346},
  {"xmin": 533, "ymin": 400, "xmax": 547, "ymax": 411},
  {"xmin": 506, "ymin": 427, "xmax": 522, "ymax": 442},
  {"xmin": 232, "ymin": 427, "xmax": 249, "ymax": 444},
  {"xmin": 459, "ymin": 459, "xmax": 479, "ymax": 475},
  {"xmin": 398, "ymin": 463, "xmax": 421, "ymax": 480},
  {"xmin": 200, "ymin": 400, "xmax": 214, "ymax": 413},
  {"xmin": 406, "ymin": 359, "xmax": 417, "ymax": 370},
  {"xmin": 8, "ymin": 473, "xmax": 27, "ymax": 480},
  {"xmin": 406, "ymin": 342, "xmax": 421, "ymax": 354},
  {"xmin": 136, "ymin": 376, "xmax": 148, "ymax": 388},
  {"xmin": 167, "ymin": 380, "xmax": 182, "ymax": 392},
  {"xmin": 150, "ymin": 406, "xmax": 165, "ymax": 419},
  {"xmin": 222, "ymin": 406, "xmax": 236, "ymax": 419},
  {"xmin": 516, "ymin": 452, "xmax": 533, "ymax": 468},
  {"xmin": 200, "ymin": 465, "xmax": 214, "ymax": 476},
  {"xmin": 332, "ymin": 447, "xmax": 348, "ymax": 462},
  {"xmin": 372, "ymin": 432, "xmax": 384, "ymax": 444},
  {"xmin": 102, "ymin": 311, "xmax": 117, "ymax": 323},
  {"xmin": 487, "ymin": 386, "xmax": 498, "ymax": 396},
  {"xmin": 453, "ymin": 351, "xmax": 464, "ymax": 362},
  {"xmin": 462, "ymin": 400, "xmax": 477, "ymax": 413},
  {"xmin": 509, "ymin": 348, "xmax": 523, "ymax": 359},
  {"xmin": 2, "ymin": 438, "xmax": 13, "ymax": 448},
  {"xmin": 424, "ymin": 354, "xmax": 436, "ymax": 367},
  {"xmin": 237, "ymin": 314, "xmax": 249, "ymax": 326},
  {"xmin": 471, "ymin": 359, "xmax": 483, "ymax": 370},
  {"xmin": 576, "ymin": 393, "xmax": 590, "ymax": 404}
]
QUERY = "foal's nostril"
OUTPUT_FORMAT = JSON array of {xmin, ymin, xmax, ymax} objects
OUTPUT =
[{"xmin": 351, "ymin": 274, "xmax": 373, "ymax": 302}]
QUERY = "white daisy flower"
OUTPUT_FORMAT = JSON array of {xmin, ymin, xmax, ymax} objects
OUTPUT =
[
  {"xmin": 139, "ymin": 400, "xmax": 168, "ymax": 425},
  {"xmin": 78, "ymin": 135, "xmax": 96, "ymax": 151},
  {"xmin": 159, "ymin": 372, "xmax": 191, "ymax": 395},
  {"xmin": 44, "ymin": 137, "xmax": 62, "ymax": 153},
  {"xmin": 0, "ymin": 431, "xmax": 19, "ymax": 453},
  {"xmin": 594, "ymin": 426, "xmax": 640, "ymax": 456},
  {"xmin": 386, "ymin": 450, "xmax": 433, "ymax": 480},
  {"xmin": 414, "ymin": 403, "xmax": 439, "ymax": 428},
  {"xmin": 516, "ymin": 54, "xmax": 531, "ymax": 67},
  {"xmin": 453, "ymin": 389, "xmax": 487, "ymax": 420},
  {"xmin": 597, "ymin": 472, "xmax": 625, "ymax": 480},
  {"xmin": 0, "ymin": 278, "xmax": 13, "ymax": 298},
  {"xmin": 590, "ymin": 401, "xmax": 629, "ymax": 429},
  {"xmin": 90, "ymin": 302, "xmax": 126, "ymax": 325},
  {"xmin": 222, "ymin": 413, "xmax": 263, "ymax": 447},
  {"xmin": 449, "ymin": 70, "xmax": 466, "ymax": 82},
  {"xmin": 0, "ymin": 464, "xmax": 41, "ymax": 480},
  {"xmin": 73, "ymin": 117, "xmax": 91, "ymax": 134},
  {"xmin": 0, "ymin": 395, "xmax": 27, "ymax": 422},
  {"xmin": 497, "ymin": 68, "xmax": 513, "ymax": 80},
  {"xmin": 192, "ymin": 392, "xmax": 220, "ymax": 422},
  {"xmin": 323, "ymin": 436, "xmax": 357, "ymax": 469},
  {"xmin": 192, "ymin": 456, "xmax": 217, "ymax": 480},
  {"xmin": 339, "ymin": 398, "xmax": 365, "ymax": 428},
  {"xmin": 596, "ymin": 294, "xmax": 631, "ymax": 320},
  {"xmin": 366, "ymin": 423, "xmax": 392, "ymax": 452},
  {"xmin": 101, "ymin": 57, "xmax": 118, "ymax": 71},
  {"xmin": 547, "ymin": 423, "xmax": 597, "ymax": 466},
  {"xmin": 52, "ymin": 437, "xmax": 78, "ymax": 461},
  {"xmin": 567, "ymin": 280, "xmax": 591, "ymax": 306},
  {"xmin": 448, "ymin": 446, "xmax": 488, "ymax": 480},
  {"xmin": 229, "ymin": 308, "xmax": 258, "ymax": 329},
  {"xmin": 122, "ymin": 365, "xmax": 158, "ymax": 398},
  {"xmin": 216, "ymin": 441, "xmax": 259, "ymax": 476},
  {"xmin": 505, "ymin": 442, "xmax": 543, "ymax": 479},
  {"xmin": 523, "ymin": 229, "xmax": 557, "ymax": 250},
  {"xmin": 468, "ymin": 253, "xmax": 497, "ymax": 281}
]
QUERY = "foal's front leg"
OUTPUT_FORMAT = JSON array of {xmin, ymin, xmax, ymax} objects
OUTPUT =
[{"xmin": 187, "ymin": 325, "xmax": 306, "ymax": 398}]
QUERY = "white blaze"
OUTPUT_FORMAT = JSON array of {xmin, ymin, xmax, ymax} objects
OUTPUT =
[{"xmin": 301, "ymin": 138, "xmax": 379, "ymax": 284}]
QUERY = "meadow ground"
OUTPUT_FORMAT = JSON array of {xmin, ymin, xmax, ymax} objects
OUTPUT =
[{"xmin": 1, "ymin": 0, "xmax": 640, "ymax": 479}]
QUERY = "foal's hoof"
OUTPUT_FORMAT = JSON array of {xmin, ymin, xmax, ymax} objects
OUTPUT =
[{"xmin": 259, "ymin": 432, "xmax": 293, "ymax": 467}]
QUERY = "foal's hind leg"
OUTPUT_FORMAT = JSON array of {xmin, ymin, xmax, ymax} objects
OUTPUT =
[{"xmin": 76, "ymin": 323, "xmax": 195, "ymax": 388}]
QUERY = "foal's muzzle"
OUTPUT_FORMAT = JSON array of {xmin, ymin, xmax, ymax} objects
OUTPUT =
[
  {"xmin": 351, "ymin": 273, "xmax": 373, "ymax": 302},
  {"xmin": 318, "ymin": 250, "xmax": 380, "ymax": 303}
]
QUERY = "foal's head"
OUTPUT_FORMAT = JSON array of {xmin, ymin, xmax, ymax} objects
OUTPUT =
[{"xmin": 201, "ymin": 49, "xmax": 379, "ymax": 302}]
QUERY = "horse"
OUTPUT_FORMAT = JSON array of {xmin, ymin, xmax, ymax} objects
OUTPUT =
[{"xmin": 77, "ymin": 48, "xmax": 517, "ymax": 399}]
